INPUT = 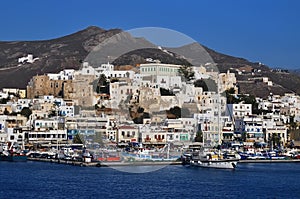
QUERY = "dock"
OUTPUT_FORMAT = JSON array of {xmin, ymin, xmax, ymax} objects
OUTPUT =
[
  {"xmin": 28, "ymin": 157, "xmax": 182, "ymax": 167},
  {"xmin": 239, "ymin": 159, "xmax": 300, "ymax": 163},
  {"xmin": 28, "ymin": 157, "xmax": 300, "ymax": 167}
]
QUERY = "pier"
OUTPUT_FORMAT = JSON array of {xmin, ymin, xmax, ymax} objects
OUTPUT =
[
  {"xmin": 28, "ymin": 157, "xmax": 182, "ymax": 167},
  {"xmin": 239, "ymin": 159, "xmax": 300, "ymax": 163}
]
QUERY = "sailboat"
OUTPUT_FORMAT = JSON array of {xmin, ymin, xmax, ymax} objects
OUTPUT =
[{"xmin": 189, "ymin": 76, "xmax": 240, "ymax": 169}]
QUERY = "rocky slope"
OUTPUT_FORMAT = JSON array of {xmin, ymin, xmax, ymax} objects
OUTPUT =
[{"xmin": 0, "ymin": 26, "xmax": 299, "ymax": 98}]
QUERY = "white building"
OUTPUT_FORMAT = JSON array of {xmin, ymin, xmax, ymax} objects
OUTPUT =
[
  {"xmin": 28, "ymin": 129, "xmax": 67, "ymax": 143},
  {"xmin": 78, "ymin": 62, "xmax": 135, "ymax": 79},
  {"xmin": 118, "ymin": 125, "xmax": 139, "ymax": 143},
  {"xmin": 18, "ymin": 54, "xmax": 39, "ymax": 64},
  {"xmin": 235, "ymin": 116, "xmax": 264, "ymax": 143},
  {"xmin": 263, "ymin": 114, "xmax": 288, "ymax": 145},
  {"xmin": 226, "ymin": 104, "xmax": 252, "ymax": 118},
  {"xmin": 140, "ymin": 63, "xmax": 181, "ymax": 76},
  {"xmin": 109, "ymin": 81, "xmax": 138, "ymax": 109},
  {"xmin": 47, "ymin": 69, "xmax": 75, "ymax": 80}
]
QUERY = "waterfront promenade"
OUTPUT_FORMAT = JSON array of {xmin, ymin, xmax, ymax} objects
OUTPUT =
[{"xmin": 28, "ymin": 157, "xmax": 300, "ymax": 167}]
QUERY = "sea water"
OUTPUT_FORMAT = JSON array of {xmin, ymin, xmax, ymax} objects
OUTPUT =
[{"xmin": 0, "ymin": 161, "xmax": 299, "ymax": 199}]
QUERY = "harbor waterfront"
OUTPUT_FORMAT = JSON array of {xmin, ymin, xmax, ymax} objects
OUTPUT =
[
  {"xmin": 27, "ymin": 156, "xmax": 300, "ymax": 167},
  {"xmin": 0, "ymin": 161, "xmax": 300, "ymax": 199}
]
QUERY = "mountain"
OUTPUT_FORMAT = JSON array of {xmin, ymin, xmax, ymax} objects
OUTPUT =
[
  {"xmin": 0, "ymin": 26, "xmax": 121, "ymax": 89},
  {"xmin": 0, "ymin": 26, "xmax": 299, "ymax": 98}
]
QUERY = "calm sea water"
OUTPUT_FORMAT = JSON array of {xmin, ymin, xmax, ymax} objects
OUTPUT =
[{"xmin": 0, "ymin": 161, "xmax": 300, "ymax": 199}]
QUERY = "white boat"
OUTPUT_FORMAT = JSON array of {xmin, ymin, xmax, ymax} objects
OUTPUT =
[{"xmin": 189, "ymin": 149, "xmax": 239, "ymax": 169}]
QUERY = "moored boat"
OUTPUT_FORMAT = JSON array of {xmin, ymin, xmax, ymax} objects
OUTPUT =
[
  {"xmin": 0, "ymin": 141, "xmax": 27, "ymax": 162},
  {"xmin": 189, "ymin": 148, "xmax": 240, "ymax": 169}
]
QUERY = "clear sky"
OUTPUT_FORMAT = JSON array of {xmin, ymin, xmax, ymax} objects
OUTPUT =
[{"xmin": 0, "ymin": 0, "xmax": 299, "ymax": 69}]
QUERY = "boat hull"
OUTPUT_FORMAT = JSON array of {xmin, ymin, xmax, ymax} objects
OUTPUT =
[
  {"xmin": 190, "ymin": 159, "xmax": 238, "ymax": 169},
  {"xmin": 0, "ymin": 155, "xmax": 27, "ymax": 162}
]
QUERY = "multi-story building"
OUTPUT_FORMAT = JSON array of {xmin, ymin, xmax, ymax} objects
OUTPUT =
[
  {"xmin": 226, "ymin": 103, "xmax": 252, "ymax": 118},
  {"xmin": 109, "ymin": 81, "xmax": 138, "ymax": 109},
  {"xmin": 118, "ymin": 125, "xmax": 139, "ymax": 143},
  {"xmin": 263, "ymin": 114, "xmax": 288, "ymax": 146},
  {"xmin": 140, "ymin": 63, "xmax": 181, "ymax": 77},
  {"xmin": 235, "ymin": 115, "xmax": 264, "ymax": 143}
]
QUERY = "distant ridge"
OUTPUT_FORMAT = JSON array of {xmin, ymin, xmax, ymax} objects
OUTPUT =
[{"xmin": 0, "ymin": 26, "xmax": 300, "ymax": 98}]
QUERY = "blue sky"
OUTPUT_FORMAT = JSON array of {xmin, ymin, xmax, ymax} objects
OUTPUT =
[{"xmin": 0, "ymin": 0, "xmax": 300, "ymax": 69}]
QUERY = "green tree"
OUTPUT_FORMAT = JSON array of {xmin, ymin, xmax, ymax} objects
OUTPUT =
[
  {"xmin": 195, "ymin": 130, "xmax": 203, "ymax": 142},
  {"xmin": 271, "ymin": 134, "xmax": 281, "ymax": 148},
  {"xmin": 167, "ymin": 106, "xmax": 181, "ymax": 119},
  {"xmin": 20, "ymin": 107, "xmax": 32, "ymax": 119},
  {"xmin": 289, "ymin": 115, "xmax": 298, "ymax": 130},
  {"xmin": 178, "ymin": 65, "xmax": 195, "ymax": 82},
  {"xmin": 96, "ymin": 74, "xmax": 109, "ymax": 94},
  {"xmin": 3, "ymin": 108, "xmax": 9, "ymax": 115},
  {"xmin": 225, "ymin": 87, "xmax": 239, "ymax": 104},
  {"xmin": 73, "ymin": 133, "xmax": 83, "ymax": 144},
  {"xmin": 0, "ymin": 97, "xmax": 10, "ymax": 104}
]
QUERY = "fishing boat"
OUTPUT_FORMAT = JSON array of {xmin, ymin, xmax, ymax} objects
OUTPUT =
[{"xmin": 189, "ymin": 148, "xmax": 239, "ymax": 169}]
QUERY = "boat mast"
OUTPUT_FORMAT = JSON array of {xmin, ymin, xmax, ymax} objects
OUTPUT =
[{"xmin": 217, "ymin": 74, "xmax": 221, "ymax": 146}]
